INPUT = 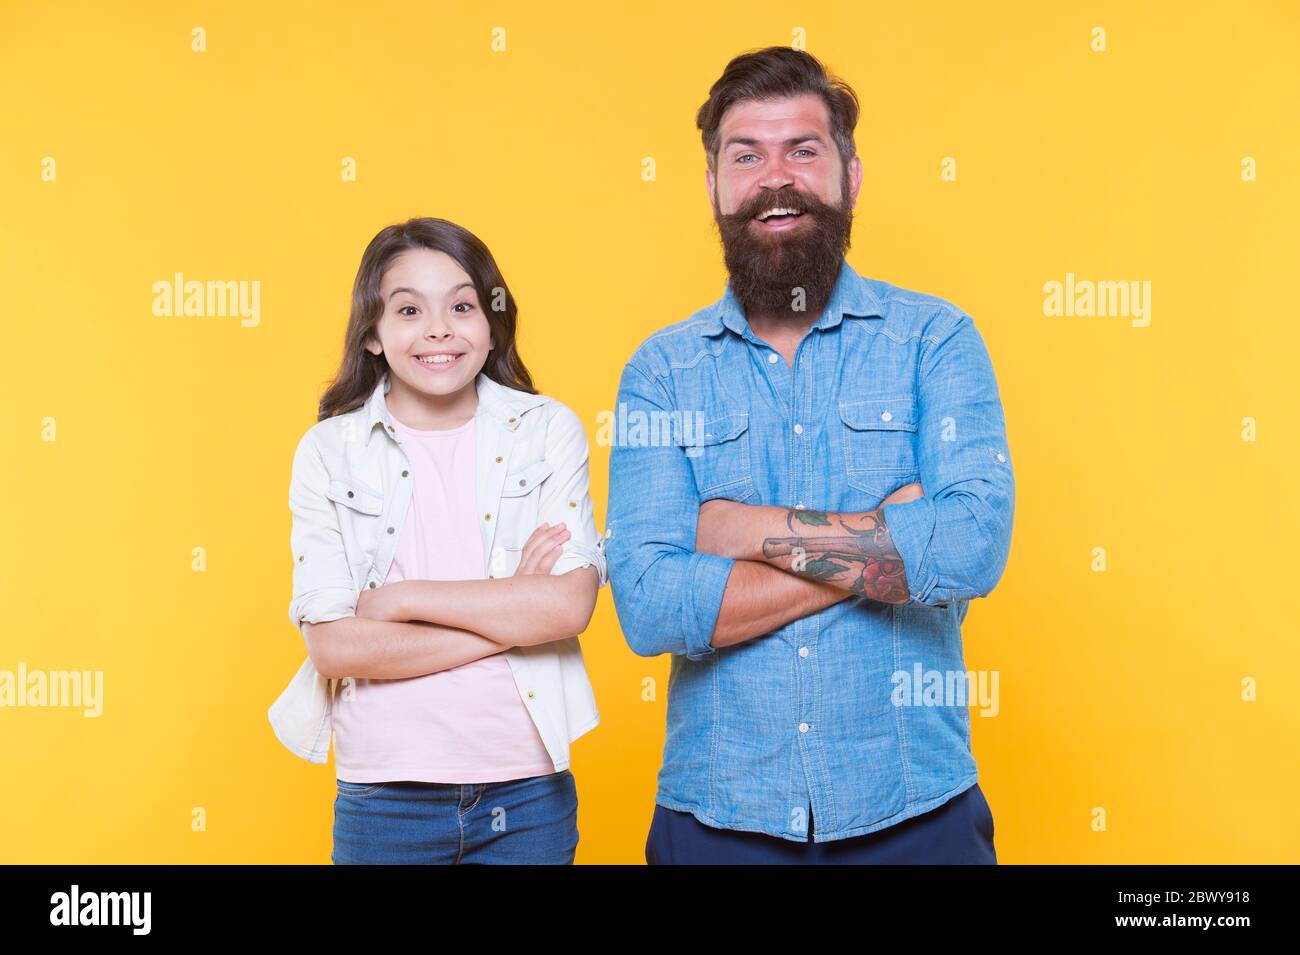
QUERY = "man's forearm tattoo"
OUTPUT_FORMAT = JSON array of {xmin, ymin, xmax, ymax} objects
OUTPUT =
[{"xmin": 762, "ymin": 508, "xmax": 909, "ymax": 603}]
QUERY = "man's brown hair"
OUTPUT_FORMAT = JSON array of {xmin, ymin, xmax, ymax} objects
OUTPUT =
[{"xmin": 695, "ymin": 46, "xmax": 860, "ymax": 173}]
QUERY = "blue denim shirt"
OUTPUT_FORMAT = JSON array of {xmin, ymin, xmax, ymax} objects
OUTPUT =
[{"xmin": 605, "ymin": 259, "xmax": 1015, "ymax": 843}]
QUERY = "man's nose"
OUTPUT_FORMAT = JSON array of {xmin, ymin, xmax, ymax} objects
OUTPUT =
[{"xmin": 759, "ymin": 155, "xmax": 796, "ymax": 191}]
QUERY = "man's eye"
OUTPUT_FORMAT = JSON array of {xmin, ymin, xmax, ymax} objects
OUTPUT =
[
  {"xmin": 793, "ymin": 148, "xmax": 815, "ymax": 158},
  {"xmin": 736, "ymin": 154, "xmax": 757, "ymax": 165}
]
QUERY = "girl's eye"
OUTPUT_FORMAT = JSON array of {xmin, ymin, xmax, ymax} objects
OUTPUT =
[
  {"xmin": 397, "ymin": 305, "xmax": 418, "ymax": 317},
  {"xmin": 452, "ymin": 302, "xmax": 474, "ymax": 313}
]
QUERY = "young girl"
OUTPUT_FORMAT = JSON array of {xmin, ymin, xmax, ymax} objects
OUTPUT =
[{"xmin": 269, "ymin": 217, "xmax": 606, "ymax": 864}]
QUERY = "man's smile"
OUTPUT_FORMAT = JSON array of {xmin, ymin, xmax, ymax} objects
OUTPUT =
[{"xmin": 753, "ymin": 208, "xmax": 808, "ymax": 232}]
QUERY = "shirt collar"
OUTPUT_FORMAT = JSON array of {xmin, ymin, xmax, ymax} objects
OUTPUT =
[
  {"xmin": 698, "ymin": 258, "xmax": 886, "ymax": 338},
  {"xmin": 362, "ymin": 369, "xmax": 547, "ymax": 446}
]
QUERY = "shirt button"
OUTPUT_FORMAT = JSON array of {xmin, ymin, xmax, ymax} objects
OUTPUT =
[
  {"xmin": 798, "ymin": 722, "xmax": 810, "ymax": 733},
  {"xmin": 297, "ymin": 555, "xmax": 304, "ymax": 562},
  {"xmin": 798, "ymin": 646, "xmax": 809, "ymax": 658},
  {"xmin": 527, "ymin": 690, "xmax": 536, "ymax": 699},
  {"xmin": 793, "ymin": 423, "xmax": 803, "ymax": 434},
  {"xmin": 880, "ymin": 411, "xmax": 893, "ymax": 422},
  {"xmin": 495, "ymin": 456, "xmax": 503, "ymax": 463},
  {"xmin": 508, "ymin": 416, "xmax": 517, "ymax": 423},
  {"xmin": 997, "ymin": 452, "xmax": 1007, "ymax": 463},
  {"xmin": 794, "ymin": 503, "xmax": 805, "ymax": 510},
  {"xmin": 767, "ymin": 353, "xmax": 779, "ymax": 364},
  {"xmin": 568, "ymin": 501, "xmax": 576, "ymax": 508},
  {"xmin": 484, "ymin": 513, "xmax": 492, "ymax": 521},
  {"xmin": 387, "ymin": 424, "xmax": 395, "ymax": 431}
]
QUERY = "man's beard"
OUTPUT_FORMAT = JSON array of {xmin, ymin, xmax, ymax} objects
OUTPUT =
[{"xmin": 712, "ymin": 175, "xmax": 853, "ymax": 320}]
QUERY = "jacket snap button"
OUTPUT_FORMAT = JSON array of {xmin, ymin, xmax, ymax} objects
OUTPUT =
[
  {"xmin": 519, "ymin": 479, "xmax": 526, "ymax": 486},
  {"xmin": 401, "ymin": 470, "xmax": 409, "ymax": 477},
  {"xmin": 347, "ymin": 490, "xmax": 354, "ymax": 498},
  {"xmin": 881, "ymin": 411, "xmax": 893, "ymax": 422},
  {"xmin": 368, "ymin": 582, "xmax": 376, "ymax": 589},
  {"xmin": 386, "ymin": 527, "xmax": 394, "ymax": 534}
]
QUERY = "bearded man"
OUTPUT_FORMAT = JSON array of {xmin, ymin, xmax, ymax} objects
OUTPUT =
[{"xmin": 606, "ymin": 46, "xmax": 1016, "ymax": 864}]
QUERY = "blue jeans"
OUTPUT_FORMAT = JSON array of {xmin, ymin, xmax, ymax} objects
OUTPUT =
[
  {"xmin": 645, "ymin": 782, "xmax": 997, "ymax": 864},
  {"xmin": 331, "ymin": 770, "xmax": 579, "ymax": 864}
]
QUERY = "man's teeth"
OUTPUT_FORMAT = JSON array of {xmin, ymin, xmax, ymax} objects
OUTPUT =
[
  {"xmin": 758, "ymin": 207, "xmax": 802, "ymax": 221},
  {"xmin": 416, "ymin": 354, "xmax": 461, "ymax": 364}
]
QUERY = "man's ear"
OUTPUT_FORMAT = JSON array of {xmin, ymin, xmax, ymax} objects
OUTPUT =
[
  {"xmin": 705, "ymin": 167, "xmax": 718, "ymax": 215},
  {"xmin": 847, "ymin": 155, "xmax": 863, "ymax": 208}
]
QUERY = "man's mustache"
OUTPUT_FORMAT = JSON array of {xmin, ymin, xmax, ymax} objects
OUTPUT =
[{"xmin": 721, "ymin": 189, "xmax": 836, "ymax": 222}]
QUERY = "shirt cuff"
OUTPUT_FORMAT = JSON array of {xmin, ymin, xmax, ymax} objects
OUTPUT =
[
  {"xmin": 288, "ymin": 587, "xmax": 357, "ymax": 640},
  {"xmin": 880, "ymin": 498, "xmax": 939, "ymax": 606},
  {"xmin": 683, "ymin": 551, "xmax": 735, "ymax": 661},
  {"xmin": 551, "ymin": 537, "xmax": 609, "ymax": 587}
]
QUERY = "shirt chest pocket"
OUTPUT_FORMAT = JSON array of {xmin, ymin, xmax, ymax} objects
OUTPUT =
[
  {"xmin": 500, "ymin": 458, "xmax": 553, "ymax": 499},
  {"xmin": 837, "ymin": 396, "xmax": 919, "ymax": 496},
  {"xmin": 488, "ymin": 462, "xmax": 548, "ymax": 553},
  {"xmin": 325, "ymin": 477, "xmax": 385, "ymax": 572},
  {"xmin": 680, "ymin": 412, "xmax": 755, "ymax": 503},
  {"xmin": 326, "ymin": 477, "xmax": 384, "ymax": 515}
]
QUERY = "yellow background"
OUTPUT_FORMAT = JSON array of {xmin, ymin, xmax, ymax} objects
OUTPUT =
[{"xmin": 2, "ymin": 0, "xmax": 1296, "ymax": 863}]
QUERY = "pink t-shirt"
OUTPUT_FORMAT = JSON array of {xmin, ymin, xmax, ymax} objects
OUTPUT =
[{"xmin": 331, "ymin": 414, "xmax": 556, "ymax": 784}]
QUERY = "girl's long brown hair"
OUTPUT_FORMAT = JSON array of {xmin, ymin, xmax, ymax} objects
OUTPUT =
[{"xmin": 317, "ymin": 217, "xmax": 536, "ymax": 422}]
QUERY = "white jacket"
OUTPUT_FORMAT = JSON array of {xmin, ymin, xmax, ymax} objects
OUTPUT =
[{"xmin": 268, "ymin": 370, "xmax": 606, "ymax": 771}]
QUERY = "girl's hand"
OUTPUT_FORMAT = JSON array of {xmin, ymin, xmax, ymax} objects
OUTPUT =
[
  {"xmin": 514, "ymin": 522, "xmax": 570, "ymax": 576},
  {"xmin": 354, "ymin": 581, "xmax": 408, "ymax": 622}
]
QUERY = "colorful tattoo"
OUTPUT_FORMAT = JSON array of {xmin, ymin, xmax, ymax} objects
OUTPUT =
[{"xmin": 761, "ymin": 508, "xmax": 909, "ymax": 603}]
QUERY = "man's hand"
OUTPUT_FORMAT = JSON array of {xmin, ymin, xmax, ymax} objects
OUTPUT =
[
  {"xmin": 695, "ymin": 499, "xmax": 755, "ymax": 559},
  {"xmin": 881, "ymin": 481, "xmax": 924, "ymax": 505}
]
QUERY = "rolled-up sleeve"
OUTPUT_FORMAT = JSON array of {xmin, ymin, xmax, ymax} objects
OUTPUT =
[
  {"xmin": 287, "ymin": 430, "xmax": 357, "ymax": 640},
  {"xmin": 880, "ymin": 312, "xmax": 1015, "ymax": 607},
  {"xmin": 605, "ymin": 359, "xmax": 735, "ymax": 659},
  {"xmin": 539, "ymin": 402, "xmax": 608, "ymax": 586}
]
